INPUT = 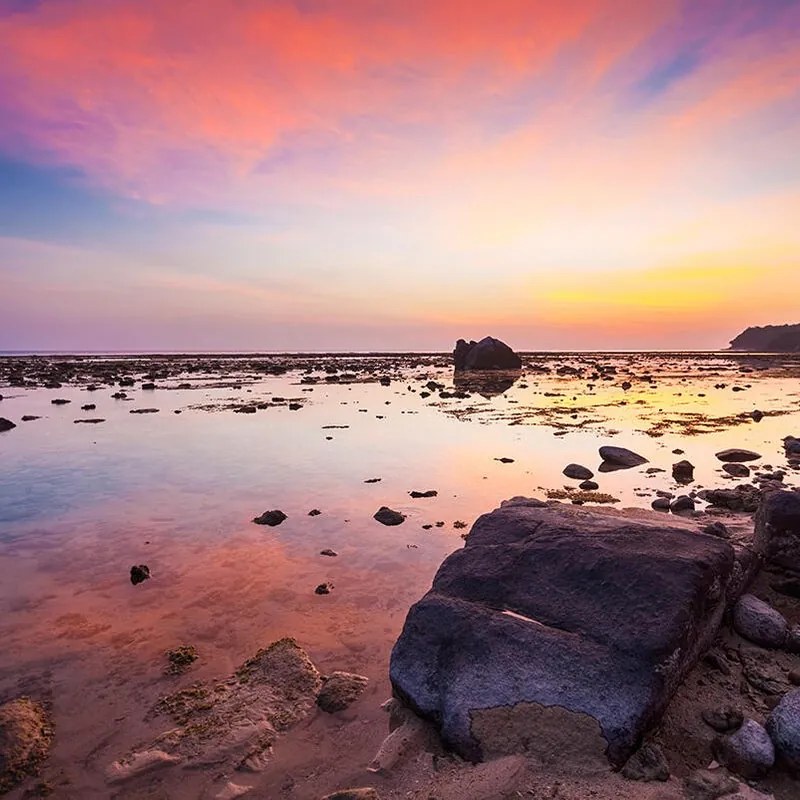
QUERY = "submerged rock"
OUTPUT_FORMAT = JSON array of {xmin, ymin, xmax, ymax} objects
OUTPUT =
[
  {"xmin": 453, "ymin": 337, "xmax": 522, "ymax": 371},
  {"xmin": 390, "ymin": 499, "xmax": 735, "ymax": 765},
  {"xmin": 253, "ymin": 510, "xmax": 287, "ymax": 526},
  {"xmin": 374, "ymin": 507, "xmax": 405, "ymax": 526},
  {"xmin": 0, "ymin": 697, "xmax": 53, "ymax": 794}
]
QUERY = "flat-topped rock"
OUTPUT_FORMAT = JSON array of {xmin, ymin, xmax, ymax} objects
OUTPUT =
[{"xmin": 390, "ymin": 499, "xmax": 737, "ymax": 766}]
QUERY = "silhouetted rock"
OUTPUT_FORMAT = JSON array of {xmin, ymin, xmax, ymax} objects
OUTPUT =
[
  {"xmin": 130, "ymin": 565, "xmax": 151, "ymax": 585},
  {"xmin": 0, "ymin": 417, "xmax": 15, "ymax": 432},
  {"xmin": 672, "ymin": 460, "xmax": 694, "ymax": 483},
  {"xmin": 453, "ymin": 337, "xmax": 522, "ymax": 371},
  {"xmin": 563, "ymin": 464, "xmax": 594, "ymax": 481},
  {"xmin": 374, "ymin": 507, "xmax": 405, "ymax": 526},
  {"xmin": 729, "ymin": 323, "xmax": 800, "ymax": 352},
  {"xmin": 253, "ymin": 510, "xmax": 287, "ymax": 526},
  {"xmin": 390, "ymin": 499, "xmax": 736, "ymax": 765},
  {"xmin": 715, "ymin": 448, "xmax": 761, "ymax": 463},
  {"xmin": 598, "ymin": 446, "xmax": 648, "ymax": 469}
]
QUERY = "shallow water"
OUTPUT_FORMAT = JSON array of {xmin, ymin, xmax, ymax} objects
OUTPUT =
[{"xmin": 0, "ymin": 351, "xmax": 799, "ymax": 798}]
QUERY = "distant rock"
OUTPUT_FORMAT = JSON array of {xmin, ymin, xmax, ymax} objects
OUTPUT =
[
  {"xmin": 729, "ymin": 323, "xmax": 800, "ymax": 353},
  {"xmin": 51, "ymin": 398, "xmax": 70, "ymax": 405},
  {"xmin": 409, "ymin": 490, "xmax": 438, "ymax": 498},
  {"xmin": 316, "ymin": 671, "xmax": 369, "ymax": 713},
  {"xmin": 374, "ymin": 507, "xmax": 405, "ymax": 526},
  {"xmin": 563, "ymin": 464, "xmax": 594, "ymax": 481},
  {"xmin": 130, "ymin": 564, "xmax": 151, "ymax": 585},
  {"xmin": 712, "ymin": 719, "xmax": 774, "ymax": 777},
  {"xmin": 390, "ymin": 499, "xmax": 736, "ymax": 765},
  {"xmin": 0, "ymin": 697, "xmax": 53, "ymax": 794},
  {"xmin": 0, "ymin": 417, "xmax": 16, "ymax": 432},
  {"xmin": 453, "ymin": 337, "xmax": 522, "ymax": 371},
  {"xmin": 253, "ymin": 510, "xmax": 287, "ymax": 526},
  {"xmin": 715, "ymin": 449, "xmax": 761, "ymax": 463},
  {"xmin": 766, "ymin": 688, "xmax": 800, "ymax": 770},
  {"xmin": 598, "ymin": 445, "xmax": 648, "ymax": 469},
  {"xmin": 732, "ymin": 594, "xmax": 788, "ymax": 648}
]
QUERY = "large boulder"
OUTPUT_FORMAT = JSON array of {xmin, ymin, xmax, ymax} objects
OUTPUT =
[
  {"xmin": 390, "ymin": 500, "xmax": 736, "ymax": 766},
  {"xmin": 453, "ymin": 337, "xmax": 522, "ymax": 371},
  {"xmin": 755, "ymin": 490, "xmax": 800, "ymax": 575},
  {"xmin": 766, "ymin": 687, "xmax": 800, "ymax": 771}
]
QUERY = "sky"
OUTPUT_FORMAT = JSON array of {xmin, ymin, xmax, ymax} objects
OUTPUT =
[{"xmin": 0, "ymin": 0, "xmax": 799, "ymax": 352}]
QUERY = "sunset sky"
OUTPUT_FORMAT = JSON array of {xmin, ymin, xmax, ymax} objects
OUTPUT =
[{"xmin": 1, "ymin": 0, "xmax": 799, "ymax": 351}]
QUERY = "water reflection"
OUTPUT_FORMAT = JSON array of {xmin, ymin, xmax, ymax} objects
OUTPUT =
[{"xmin": 452, "ymin": 368, "xmax": 521, "ymax": 398}]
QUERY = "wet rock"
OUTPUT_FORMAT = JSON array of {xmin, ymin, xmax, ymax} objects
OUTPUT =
[
  {"xmin": 315, "ymin": 583, "xmax": 332, "ymax": 595},
  {"xmin": 702, "ymin": 707, "xmax": 743, "ymax": 733},
  {"xmin": 390, "ymin": 499, "xmax": 736, "ymax": 765},
  {"xmin": 712, "ymin": 719, "xmax": 774, "ymax": 778},
  {"xmin": 20, "ymin": 416, "xmax": 39, "ymax": 422},
  {"xmin": 652, "ymin": 497, "xmax": 671, "ymax": 512},
  {"xmin": 673, "ymin": 460, "xmax": 695, "ymax": 483},
  {"xmin": 0, "ymin": 697, "xmax": 53, "ymax": 794},
  {"xmin": 321, "ymin": 789, "xmax": 380, "ymax": 800},
  {"xmin": 374, "ymin": 507, "xmax": 405, "ymax": 526},
  {"xmin": 81, "ymin": 403, "xmax": 96, "ymax": 411},
  {"xmin": 409, "ymin": 490, "xmax": 438, "ymax": 498},
  {"xmin": 621, "ymin": 742, "xmax": 669, "ymax": 781},
  {"xmin": 732, "ymin": 595, "xmax": 787, "ymax": 648},
  {"xmin": 316, "ymin": 671, "xmax": 369, "ymax": 713},
  {"xmin": 494, "ymin": 457, "xmax": 514, "ymax": 463},
  {"xmin": 755, "ymin": 490, "xmax": 800, "ymax": 575},
  {"xmin": 598, "ymin": 445, "xmax": 648, "ymax": 469},
  {"xmin": 130, "ymin": 564, "xmax": 151, "ymax": 585},
  {"xmin": 130, "ymin": 407, "xmax": 159, "ymax": 414},
  {"xmin": 0, "ymin": 417, "xmax": 16, "ymax": 432},
  {"xmin": 670, "ymin": 495, "xmax": 695, "ymax": 514},
  {"xmin": 715, "ymin": 449, "xmax": 761, "ymax": 463},
  {"xmin": 563, "ymin": 464, "xmax": 594, "ymax": 481},
  {"xmin": 767, "ymin": 687, "xmax": 800, "ymax": 770},
  {"xmin": 683, "ymin": 769, "xmax": 739, "ymax": 800},
  {"xmin": 253, "ymin": 510, "xmax": 287, "ymax": 526},
  {"xmin": 74, "ymin": 418, "xmax": 105, "ymax": 424},
  {"xmin": 320, "ymin": 549, "xmax": 338, "ymax": 557},
  {"xmin": 453, "ymin": 337, "xmax": 522, "ymax": 371},
  {"xmin": 51, "ymin": 398, "xmax": 70, "ymax": 405},
  {"xmin": 308, "ymin": 509, "xmax": 322, "ymax": 516},
  {"xmin": 142, "ymin": 382, "xmax": 156, "ymax": 390},
  {"xmin": 724, "ymin": 463, "xmax": 751, "ymax": 478},
  {"xmin": 364, "ymin": 478, "xmax": 381, "ymax": 484},
  {"xmin": 579, "ymin": 480, "xmax": 599, "ymax": 491},
  {"xmin": 701, "ymin": 485, "xmax": 762, "ymax": 513}
]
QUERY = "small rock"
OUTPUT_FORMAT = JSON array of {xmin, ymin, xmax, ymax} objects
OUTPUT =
[
  {"xmin": 409, "ymin": 490, "xmax": 437, "ymax": 498},
  {"xmin": 702, "ymin": 522, "xmax": 730, "ymax": 539},
  {"xmin": 673, "ymin": 460, "xmax": 695, "ymax": 483},
  {"xmin": 130, "ymin": 565, "xmax": 151, "ymax": 585},
  {"xmin": 374, "ymin": 507, "xmax": 405, "ymax": 526},
  {"xmin": 0, "ymin": 417, "xmax": 16, "ymax": 432},
  {"xmin": 683, "ymin": 769, "xmax": 739, "ymax": 800},
  {"xmin": 621, "ymin": 743, "xmax": 669, "ymax": 781},
  {"xmin": 130, "ymin": 408, "xmax": 159, "ymax": 414},
  {"xmin": 320, "ymin": 549, "xmax": 338, "ymax": 557},
  {"xmin": 494, "ymin": 457, "xmax": 514, "ymax": 463},
  {"xmin": 316, "ymin": 672, "xmax": 369, "ymax": 713},
  {"xmin": 308, "ymin": 509, "xmax": 322, "ymax": 516},
  {"xmin": 20, "ymin": 415, "xmax": 40, "ymax": 422},
  {"xmin": 702, "ymin": 707, "xmax": 744, "ymax": 733},
  {"xmin": 670, "ymin": 495, "xmax": 695, "ymax": 514},
  {"xmin": 563, "ymin": 464, "xmax": 594, "ymax": 481},
  {"xmin": 165, "ymin": 645, "xmax": 198, "ymax": 675},
  {"xmin": 81, "ymin": 403, "xmax": 96, "ymax": 411},
  {"xmin": 723, "ymin": 463, "xmax": 751, "ymax": 478},
  {"xmin": 651, "ymin": 497, "xmax": 671, "ymax": 512},
  {"xmin": 715, "ymin": 449, "xmax": 761, "ymax": 463},
  {"xmin": 767, "ymin": 687, "xmax": 800, "ymax": 770},
  {"xmin": 579, "ymin": 480, "xmax": 599, "ymax": 490},
  {"xmin": 732, "ymin": 594, "xmax": 788, "ymax": 648},
  {"xmin": 712, "ymin": 719, "xmax": 774, "ymax": 778},
  {"xmin": 364, "ymin": 478, "xmax": 381, "ymax": 483},
  {"xmin": 51, "ymin": 398, "xmax": 70, "ymax": 405},
  {"xmin": 253, "ymin": 510, "xmax": 287, "ymax": 526},
  {"xmin": 315, "ymin": 583, "xmax": 332, "ymax": 595}
]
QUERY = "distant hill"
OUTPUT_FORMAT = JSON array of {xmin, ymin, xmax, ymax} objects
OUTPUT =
[{"xmin": 729, "ymin": 324, "xmax": 800, "ymax": 352}]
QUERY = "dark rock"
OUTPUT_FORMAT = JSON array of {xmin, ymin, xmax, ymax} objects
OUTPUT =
[
  {"xmin": 409, "ymin": 490, "xmax": 438, "ymax": 498},
  {"xmin": 142, "ymin": 382, "xmax": 156, "ymax": 390},
  {"xmin": 315, "ymin": 583, "xmax": 332, "ymax": 595},
  {"xmin": 651, "ymin": 497, "xmax": 670, "ymax": 512},
  {"xmin": 453, "ymin": 337, "xmax": 522, "ymax": 371},
  {"xmin": 579, "ymin": 480, "xmax": 599, "ymax": 491},
  {"xmin": 374, "ymin": 507, "xmax": 405, "ymax": 526},
  {"xmin": 81, "ymin": 403, "xmax": 96, "ymax": 411},
  {"xmin": 702, "ymin": 522, "xmax": 730, "ymax": 539},
  {"xmin": 0, "ymin": 417, "xmax": 16, "ymax": 432},
  {"xmin": 732, "ymin": 594, "xmax": 787, "ymax": 648},
  {"xmin": 165, "ymin": 645, "xmax": 198, "ymax": 675},
  {"xmin": 316, "ymin": 671, "xmax": 369, "ymax": 713},
  {"xmin": 20, "ymin": 416, "xmax": 39, "ymax": 422},
  {"xmin": 755, "ymin": 489, "xmax": 800, "ymax": 575},
  {"xmin": 390, "ymin": 499, "xmax": 736, "ymax": 765},
  {"xmin": 715, "ymin": 449, "xmax": 761, "ymax": 463},
  {"xmin": 0, "ymin": 697, "xmax": 53, "ymax": 794},
  {"xmin": 712, "ymin": 719, "xmax": 774, "ymax": 778},
  {"xmin": 253, "ymin": 510, "xmax": 287, "ymax": 526},
  {"xmin": 621, "ymin": 743, "xmax": 669, "ymax": 781},
  {"xmin": 767, "ymin": 688, "xmax": 800, "ymax": 770},
  {"xmin": 729, "ymin": 323, "xmax": 800, "ymax": 353},
  {"xmin": 670, "ymin": 495, "xmax": 695, "ymax": 514},
  {"xmin": 130, "ymin": 565, "xmax": 151, "ymax": 585},
  {"xmin": 51, "ymin": 398, "xmax": 70, "ymax": 405},
  {"xmin": 701, "ymin": 707, "xmax": 743, "ymax": 733},
  {"xmin": 364, "ymin": 478, "xmax": 381, "ymax": 484},
  {"xmin": 723, "ymin": 463, "xmax": 750, "ymax": 478},
  {"xmin": 130, "ymin": 408, "xmax": 159, "ymax": 414},
  {"xmin": 563, "ymin": 464, "xmax": 594, "ymax": 481},
  {"xmin": 701, "ymin": 485, "xmax": 761, "ymax": 512},
  {"xmin": 598, "ymin": 446, "xmax": 648, "ymax": 469},
  {"xmin": 494, "ymin": 457, "xmax": 514, "ymax": 463},
  {"xmin": 672, "ymin": 460, "xmax": 695, "ymax": 483},
  {"xmin": 320, "ymin": 549, "xmax": 337, "ymax": 557},
  {"xmin": 74, "ymin": 418, "xmax": 105, "ymax": 424},
  {"xmin": 321, "ymin": 790, "xmax": 380, "ymax": 800},
  {"xmin": 308, "ymin": 509, "xmax": 322, "ymax": 516}
]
